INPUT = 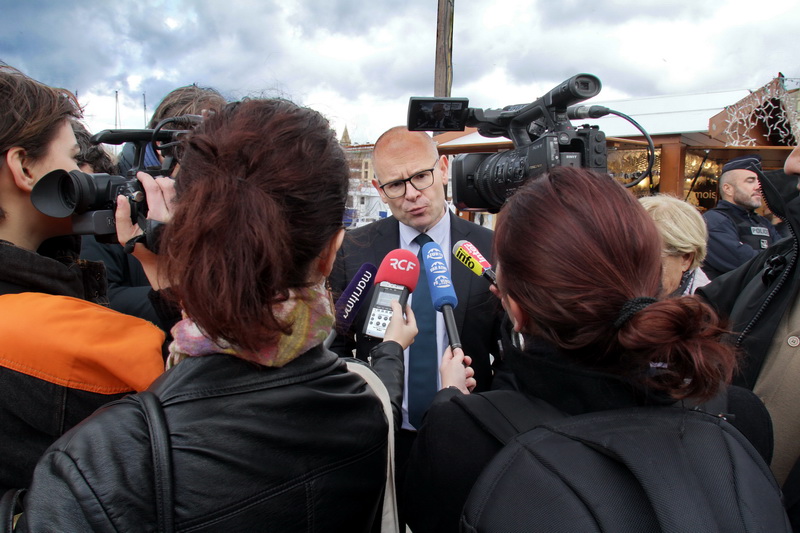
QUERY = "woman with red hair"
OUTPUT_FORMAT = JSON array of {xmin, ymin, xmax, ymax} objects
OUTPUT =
[
  {"xmin": 404, "ymin": 166, "xmax": 778, "ymax": 532},
  {"xmin": 9, "ymin": 98, "xmax": 414, "ymax": 532}
]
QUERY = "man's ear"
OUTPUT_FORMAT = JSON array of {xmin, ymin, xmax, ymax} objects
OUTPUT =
[
  {"xmin": 372, "ymin": 179, "xmax": 389, "ymax": 204},
  {"xmin": 4, "ymin": 148, "xmax": 36, "ymax": 192},
  {"xmin": 438, "ymin": 154, "xmax": 449, "ymax": 186},
  {"xmin": 721, "ymin": 182, "xmax": 733, "ymax": 201},
  {"xmin": 319, "ymin": 228, "xmax": 346, "ymax": 277}
]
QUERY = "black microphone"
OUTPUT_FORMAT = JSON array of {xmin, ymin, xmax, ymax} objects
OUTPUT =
[
  {"xmin": 566, "ymin": 105, "xmax": 610, "ymax": 120},
  {"xmin": 421, "ymin": 242, "xmax": 462, "ymax": 350},
  {"xmin": 334, "ymin": 263, "xmax": 378, "ymax": 334},
  {"xmin": 324, "ymin": 263, "xmax": 377, "ymax": 349}
]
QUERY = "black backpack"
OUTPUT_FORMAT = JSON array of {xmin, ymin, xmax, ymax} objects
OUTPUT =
[{"xmin": 456, "ymin": 391, "xmax": 790, "ymax": 533}]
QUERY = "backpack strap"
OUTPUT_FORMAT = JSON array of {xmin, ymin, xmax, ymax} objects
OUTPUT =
[
  {"xmin": 345, "ymin": 360, "xmax": 400, "ymax": 533},
  {"xmin": 134, "ymin": 391, "xmax": 174, "ymax": 533},
  {"xmin": 0, "ymin": 488, "xmax": 25, "ymax": 533},
  {"xmin": 453, "ymin": 390, "xmax": 566, "ymax": 445}
]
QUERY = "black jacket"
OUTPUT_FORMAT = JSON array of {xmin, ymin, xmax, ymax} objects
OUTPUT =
[
  {"xmin": 14, "ymin": 347, "xmax": 389, "ymax": 532},
  {"xmin": 0, "ymin": 237, "xmax": 164, "ymax": 494},
  {"xmin": 80, "ymin": 236, "xmax": 163, "ymax": 327},
  {"xmin": 698, "ymin": 169, "xmax": 799, "ymax": 389},
  {"xmin": 403, "ymin": 330, "xmax": 773, "ymax": 533}
]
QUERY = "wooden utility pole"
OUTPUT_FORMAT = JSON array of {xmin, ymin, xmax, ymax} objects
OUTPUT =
[{"xmin": 434, "ymin": 0, "xmax": 454, "ymax": 97}]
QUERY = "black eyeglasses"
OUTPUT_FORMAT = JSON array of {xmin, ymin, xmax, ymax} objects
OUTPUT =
[{"xmin": 378, "ymin": 159, "xmax": 439, "ymax": 199}]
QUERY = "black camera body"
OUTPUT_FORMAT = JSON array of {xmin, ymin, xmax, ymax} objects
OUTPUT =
[
  {"xmin": 31, "ymin": 117, "xmax": 198, "ymax": 237},
  {"xmin": 31, "ymin": 169, "xmax": 147, "ymax": 235},
  {"xmin": 451, "ymin": 126, "xmax": 607, "ymax": 211},
  {"xmin": 408, "ymin": 74, "xmax": 608, "ymax": 212}
]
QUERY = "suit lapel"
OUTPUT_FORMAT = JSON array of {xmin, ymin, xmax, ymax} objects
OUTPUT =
[
  {"xmin": 373, "ymin": 217, "xmax": 400, "ymax": 267},
  {"xmin": 449, "ymin": 213, "xmax": 475, "ymax": 332}
]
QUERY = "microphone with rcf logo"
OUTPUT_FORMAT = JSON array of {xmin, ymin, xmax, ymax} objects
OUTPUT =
[
  {"xmin": 421, "ymin": 241, "xmax": 462, "ymax": 350},
  {"xmin": 363, "ymin": 249, "xmax": 420, "ymax": 338}
]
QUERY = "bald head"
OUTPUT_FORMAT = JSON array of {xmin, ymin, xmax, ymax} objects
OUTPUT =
[
  {"xmin": 371, "ymin": 126, "xmax": 449, "ymax": 233},
  {"xmin": 374, "ymin": 127, "xmax": 439, "ymax": 171}
]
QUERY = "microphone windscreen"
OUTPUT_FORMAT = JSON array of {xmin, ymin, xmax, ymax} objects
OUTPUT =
[
  {"xmin": 421, "ymin": 242, "xmax": 458, "ymax": 311},
  {"xmin": 453, "ymin": 239, "xmax": 491, "ymax": 275},
  {"xmin": 374, "ymin": 249, "xmax": 420, "ymax": 292},
  {"xmin": 334, "ymin": 263, "xmax": 377, "ymax": 333}
]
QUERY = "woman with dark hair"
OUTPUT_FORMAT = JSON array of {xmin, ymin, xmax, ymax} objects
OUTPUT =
[
  {"xmin": 0, "ymin": 64, "xmax": 165, "ymax": 494},
  {"xmin": 403, "ymin": 166, "xmax": 777, "ymax": 532},
  {"xmin": 81, "ymin": 84, "xmax": 227, "ymax": 328},
  {"xmin": 10, "ymin": 99, "xmax": 415, "ymax": 531}
]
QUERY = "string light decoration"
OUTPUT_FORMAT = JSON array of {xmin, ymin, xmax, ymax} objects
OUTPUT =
[{"xmin": 721, "ymin": 76, "xmax": 799, "ymax": 147}]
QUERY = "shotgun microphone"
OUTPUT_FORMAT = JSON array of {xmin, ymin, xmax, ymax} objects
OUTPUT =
[
  {"xmin": 566, "ymin": 105, "xmax": 610, "ymax": 120},
  {"xmin": 362, "ymin": 250, "xmax": 420, "ymax": 339},
  {"xmin": 453, "ymin": 239, "xmax": 497, "ymax": 285},
  {"xmin": 421, "ymin": 242, "xmax": 462, "ymax": 350}
]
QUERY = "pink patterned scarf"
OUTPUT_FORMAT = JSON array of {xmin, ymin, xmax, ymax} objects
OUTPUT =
[{"xmin": 167, "ymin": 280, "xmax": 334, "ymax": 369}]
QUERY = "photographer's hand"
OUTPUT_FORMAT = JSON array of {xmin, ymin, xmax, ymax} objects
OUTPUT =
[{"xmin": 115, "ymin": 172, "xmax": 176, "ymax": 289}]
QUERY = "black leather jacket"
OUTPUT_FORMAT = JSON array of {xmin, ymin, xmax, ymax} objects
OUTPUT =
[{"xmin": 14, "ymin": 347, "xmax": 389, "ymax": 532}]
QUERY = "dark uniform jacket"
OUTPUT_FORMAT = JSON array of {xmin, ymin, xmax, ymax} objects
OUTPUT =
[
  {"xmin": 13, "ymin": 348, "xmax": 388, "ymax": 532},
  {"xmin": 703, "ymin": 199, "xmax": 780, "ymax": 279}
]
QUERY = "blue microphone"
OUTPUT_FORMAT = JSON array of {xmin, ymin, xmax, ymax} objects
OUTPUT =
[{"xmin": 421, "ymin": 242, "xmax": 462, "ymax": 350}]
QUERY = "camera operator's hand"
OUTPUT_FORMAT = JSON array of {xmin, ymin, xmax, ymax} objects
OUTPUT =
[{"xmin": 115, "ymin": 172, "xmax": 176, "ymax": 290}]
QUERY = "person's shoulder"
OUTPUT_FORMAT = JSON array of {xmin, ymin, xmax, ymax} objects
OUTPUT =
[
  {"xmin": 703, "ymin": 206, "xmax": 734, "ymax": 227},
  {"xmin": 54, "ymin": 398, "xmax": 144, "ymax": 455}
]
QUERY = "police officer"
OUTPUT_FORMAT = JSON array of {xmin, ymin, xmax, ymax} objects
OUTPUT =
[{"xmin": 702, "ymin": 154, "xmax": 781, "ymax": 279}]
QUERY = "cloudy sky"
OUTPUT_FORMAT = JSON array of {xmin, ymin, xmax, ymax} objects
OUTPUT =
[{"xmin": 2, "ymin": 0, "xmax": 797, "ymax": 145}]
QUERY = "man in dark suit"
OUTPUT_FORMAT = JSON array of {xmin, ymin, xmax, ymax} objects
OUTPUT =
[
  {"xmin": 330, "ymin": 125, "xmax": 503, "ymax": 404},
  {"xmin": 329, "ymin": 125, "xmax": 503, "ymax": 523}
]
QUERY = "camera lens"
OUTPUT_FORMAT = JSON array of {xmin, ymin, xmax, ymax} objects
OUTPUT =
[{"xmin": 58, "ymin": 174, "xmax": 78, "ymax": 211}]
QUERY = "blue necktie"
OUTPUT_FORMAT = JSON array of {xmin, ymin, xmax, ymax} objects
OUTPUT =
[{"xmin": 408, "ymin": 233, "xmax": 437, "ymax": 429}]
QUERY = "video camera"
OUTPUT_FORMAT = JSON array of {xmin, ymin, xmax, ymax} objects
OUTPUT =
[
  {"xmin": 408, "ymin": 74, "xmax": 608, "ymax": 212},
  {"xmin": 30, "ymin": 115, "xmax": 200, "ymax": 238}
]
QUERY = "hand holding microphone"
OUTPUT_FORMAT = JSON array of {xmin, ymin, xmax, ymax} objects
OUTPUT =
[
  {"xmin": 441, "ymin": 346, "xmax": 476, "ymax": 394},
  {"xmin": 383, "ymin": 300, "xmax": 417, "ymax": 350}
]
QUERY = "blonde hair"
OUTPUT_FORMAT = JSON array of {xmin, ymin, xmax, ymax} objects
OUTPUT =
[{"xmin": 638, "ymin": 195, "xmax": 707, "ymax": 270}]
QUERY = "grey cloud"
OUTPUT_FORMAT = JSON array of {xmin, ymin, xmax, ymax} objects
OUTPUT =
[{"xmin": 287, "ymin": 0, "xmax": 430, "ymax": 36}]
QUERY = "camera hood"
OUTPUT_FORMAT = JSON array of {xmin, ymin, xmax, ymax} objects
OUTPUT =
[{"xmin": 31, "ymin": 169, "xmax": 97, "ymax": 218}]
